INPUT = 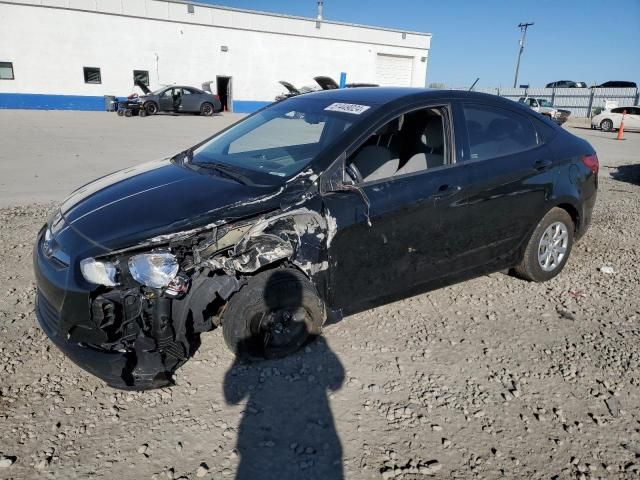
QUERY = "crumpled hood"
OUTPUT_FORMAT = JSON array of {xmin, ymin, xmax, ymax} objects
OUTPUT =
[{"xmin": 59, "ymin": 159, "xmax": 283, "ymax": 251}]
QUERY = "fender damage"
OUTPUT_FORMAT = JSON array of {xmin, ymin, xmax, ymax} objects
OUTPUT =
[{"xmin": 61, "ymin": 175, "xmax": 334, "ymax": 390}]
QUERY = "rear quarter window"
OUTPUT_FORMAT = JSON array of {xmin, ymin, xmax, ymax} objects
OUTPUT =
[
  {"xmin": 531, "ymin": 117, "xmax": 557, "ymax": 143},
  {"xmin": 462, "ymin": 103, "xmax": 539, "ymax": 161}
]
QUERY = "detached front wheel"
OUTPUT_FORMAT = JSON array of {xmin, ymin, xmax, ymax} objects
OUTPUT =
[
  {"xmin": 514, "ymin": 207, "xmax": 574, "ymax": 282},
  {"xmin": 222, "ymin": 268, "xmax": 325, "ymax": 359}
]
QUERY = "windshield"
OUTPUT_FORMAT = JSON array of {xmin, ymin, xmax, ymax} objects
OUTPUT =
[
  {"xmin": 539, "ymin": 100, "xmax": 553, "ymax": 108},
  {"xmin": 190, "ymin": 97, "xmax": 373, "ymax": 185}
]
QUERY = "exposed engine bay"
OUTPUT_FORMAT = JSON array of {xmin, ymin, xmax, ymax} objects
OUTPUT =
[{"xmin": 71, "ymin": 205, "xmax": 333, "ymax": 388}]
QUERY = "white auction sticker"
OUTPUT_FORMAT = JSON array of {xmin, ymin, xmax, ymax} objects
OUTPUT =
[{"xmin": 324, "ymin": 103, "xmax": 371, "ymax": 115}]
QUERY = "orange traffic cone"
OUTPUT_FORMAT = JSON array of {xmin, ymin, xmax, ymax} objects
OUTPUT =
[{"xmin": 616, "ymin": 110, "xmax": 626, "ymax": 140}]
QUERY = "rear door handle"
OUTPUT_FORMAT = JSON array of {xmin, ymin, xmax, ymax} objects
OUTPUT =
[
  {"xmin": 432, "ymin": 184, "xmax": 462, "ymax": 199},
  {"xmin": 534, "ymin": 159, "xmax": 553, "ymax": 171}
]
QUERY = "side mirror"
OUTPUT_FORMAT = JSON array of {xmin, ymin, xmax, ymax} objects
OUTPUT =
[
  {"xmin": 319, "ymin": 153, "xmax": 373, "ymax": 225},
  {"xmin": 320, "ymin": 153, "xmax": 349, "ymax": 194}
]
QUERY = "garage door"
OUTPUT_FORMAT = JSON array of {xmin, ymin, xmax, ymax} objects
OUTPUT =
[{"xmin": 375, "ymin": 54, "xmax": 414, "ymax": 86}]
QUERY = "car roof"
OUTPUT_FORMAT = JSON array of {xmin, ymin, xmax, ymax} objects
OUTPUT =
[
  {"xmin": 161, "ymin": 85, "xmax": 203, "ymax": 90},
  {"xmin": 300, "ymin": 87, "xmax": 523, "ymax": 109}
]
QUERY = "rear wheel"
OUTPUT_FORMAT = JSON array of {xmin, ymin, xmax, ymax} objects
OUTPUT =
[
  {"xmin": 124, "ymin": 109, "xmax": 133, "ymax": 117},
  {"xmin": 222, "ymin": 268, "xmax": 325, "ymax": 359},
  {"xmin": 514, "ymin": 208, "xmax": 574, "ymax": 282},
  {"xmin": 200, "ymin": 102, "xmax": 214, "ymax": 116},
  {"xmin": 600, "ymin": 119, "xmax": 613, "ymax": 132},
  {"xmin": 117, "ymin": 109, "xmax": 124, "ymax": 117}
]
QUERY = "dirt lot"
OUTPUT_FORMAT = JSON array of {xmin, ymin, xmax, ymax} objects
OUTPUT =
[{"xmin": 0, "ymin": 111, "xmax": 639, "ymax": 479}]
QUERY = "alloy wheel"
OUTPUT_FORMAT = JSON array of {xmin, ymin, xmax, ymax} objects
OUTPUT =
[{"xmin": 538, "ymin": 221, "xmax": 569, "ymax": 272}]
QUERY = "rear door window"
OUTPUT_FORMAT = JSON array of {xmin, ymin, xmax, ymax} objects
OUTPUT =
[{"xmin": 462, "ymin": 104, "xmax": 539, "ymax": 161}]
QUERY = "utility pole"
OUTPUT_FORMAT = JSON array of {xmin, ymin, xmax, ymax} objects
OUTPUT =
[{"xmin": 513, "ymin": 22, "xmax": 534, "ymax": 88}]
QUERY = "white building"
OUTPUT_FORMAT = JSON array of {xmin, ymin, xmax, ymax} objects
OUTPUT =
[{"xmin": 0, "ymin": 0, "xmax": 431, "ymax": 112}]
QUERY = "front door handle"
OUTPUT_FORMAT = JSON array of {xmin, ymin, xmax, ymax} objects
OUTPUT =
[
  {"xmin": 534, "ymin": 159, "xmax": 553, "ymax": 171},
  {"xmin": 432, "ymin": 184, "xmax": 462, "ymax": 199}
]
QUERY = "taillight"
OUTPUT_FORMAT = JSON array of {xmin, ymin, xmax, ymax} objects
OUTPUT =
[{"xmin": 582, "ymin": 153, "xmax": 599, "ymax": 175}]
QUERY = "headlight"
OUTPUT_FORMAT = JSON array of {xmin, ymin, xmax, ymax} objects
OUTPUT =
[
  {"xmin": 128, "ymin": 252, "xmax": 179, "ymax": 289},
  {"xmin": 80, "ymin": 258, "xmax": 118, "ymax": 286}
]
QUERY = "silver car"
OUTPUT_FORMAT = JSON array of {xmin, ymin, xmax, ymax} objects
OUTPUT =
[{"xmin": 138, "ymin": 82, "xmax": 222, "ymax": 116}]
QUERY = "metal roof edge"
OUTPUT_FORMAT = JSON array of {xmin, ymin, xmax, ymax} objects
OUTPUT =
[{"xmin": 160, "ymin": 0, "xmax": 432, "ymax": 37}]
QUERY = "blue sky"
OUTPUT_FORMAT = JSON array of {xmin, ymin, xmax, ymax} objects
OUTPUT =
[{"xmin": 198, "ymin": 0, "xmax": 640, "ymax": 88}]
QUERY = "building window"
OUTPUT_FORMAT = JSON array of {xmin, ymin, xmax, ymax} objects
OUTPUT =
[
  {"xmin": 0, "ymin": 62, "xmax": 14, "ymax": 80},
  {"xmin": 133, "ymin": 70, "xmax": 149, "ymax": 86},
  {"xmin": 187, "ymin": 4, "xmax": 194, "ymax": 13},
  {"xmin": 83, "ymin": 67, "xmax": 101, "ymax": 84}
]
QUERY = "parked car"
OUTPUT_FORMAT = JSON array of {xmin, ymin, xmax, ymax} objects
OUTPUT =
[
  {"xmin": 591, "ymin": 106, "xmax": 640, "ymax": 132},
  {"xmin": 275, "ymin": 77, "xmax": 378, "ymax": 102},
  {"xmin": 592, "ymin": 81, "xmax": 637, "ymax": 89},
  {"xmin": 34, "ymin": 88, "xmax": 598, "ymax": 389},
  {"xmin": 518, "ymin": 97, "xmax": 571, "ymax": 125},
  {"xmin": 139, "ymin": 85, "xmax": 222, "ymax": 116},
  {"xmin": 274, "ymin": 81, "xmax": 317, "ymax": 102},
  {"xmin": 545, "ymin": 80, "xmax": 587, "ymax": 88},
  {"xmin": 314, "ymin": 75, "xmax": 378, "ymax": 90}
]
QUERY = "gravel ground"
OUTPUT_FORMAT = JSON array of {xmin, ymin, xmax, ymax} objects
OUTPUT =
[{"xmin": 0, "ymin": 112, "xmax": 639, "ymax": 479}]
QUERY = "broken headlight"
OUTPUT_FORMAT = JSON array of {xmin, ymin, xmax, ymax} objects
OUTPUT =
[
  {"xmin": 128, "ymin": 252, "xmax": 179, "ymax": 289},
  {"xmin": 80, "ymin": 258, "xmax": 119, "ymax": 287}
]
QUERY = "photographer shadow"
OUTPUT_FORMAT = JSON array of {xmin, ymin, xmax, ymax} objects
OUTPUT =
[{"xmin": 223, "ymin": 270, "xmax": 345, "ymax": 480}]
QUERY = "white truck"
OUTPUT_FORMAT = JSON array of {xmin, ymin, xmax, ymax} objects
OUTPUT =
[{"xmin": 518, "ymin": 97, "xmax": 571, "ymax": 125}]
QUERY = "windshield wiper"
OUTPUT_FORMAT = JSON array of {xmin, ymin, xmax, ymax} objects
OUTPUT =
[{"xmin": 193, "ymin": 162, "xmax": 252, "ymax": 186}]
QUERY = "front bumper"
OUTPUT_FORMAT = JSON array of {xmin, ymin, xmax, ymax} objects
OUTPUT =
[
  {"xmin": 33, "ymin": 227, "xmax": 175, "ymax": 390},
  {"xmin": 35, "ymin": 293, "xmax": 173, "ymax": 390}
]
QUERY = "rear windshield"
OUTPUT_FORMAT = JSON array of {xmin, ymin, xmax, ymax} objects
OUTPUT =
[{"xmin": 191, "ymin": 97, "xmax": 375, "ymax": 185}]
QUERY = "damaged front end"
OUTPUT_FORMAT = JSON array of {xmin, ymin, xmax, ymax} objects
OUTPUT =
[{"xmin": 35, "ymin": 201, "xmax": 332, "ymax": 390}]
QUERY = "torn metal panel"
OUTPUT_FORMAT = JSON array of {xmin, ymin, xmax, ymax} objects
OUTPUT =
[
  {"xmin": 232, "ymin": 233, "xmax": 295, "ymax": 272},
  {"xmin": 324, "ymin": 208, "xmax": 338, "ymax": 248},
  {"xmin": 229, "ymin": 207, "xmax": 329, "ymax": 275}
]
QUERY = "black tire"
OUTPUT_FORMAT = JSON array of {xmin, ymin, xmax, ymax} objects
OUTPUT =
[
  {"xmin": 514, "ymin": 207, "xmax": 574, "ymax": 282},
  {"xmin": 144, "ymin": 102, "xmax": 158, "ymax": 115},
  {"xmin": 124, "ymin": 109, "xmax": 133, "ymax": 117},
  {"xmin": 200, "ymin": 102, "xmax": 214, "ymax": 116},
  {"xmin": 600, "ymin": 119, "xmax": 613, "ymax": 132},
  {"xmin": 117, "ymin": 109, "xmax": 124, "ymax": 116},
  {"xmin": 139, "ymin": 109, "xmax": 148, "ymax": 118},
  {"xmin": 222, "ymin": 268, "xmax": 325, "ymax": 359}
]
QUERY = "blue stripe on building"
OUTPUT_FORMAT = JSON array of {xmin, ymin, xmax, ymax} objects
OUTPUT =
[
  {"xmin": 0, "ymin": 93, "xmax": 270, "ymax": 113},
  {"xmin": 0, "ymin": 93, "xmax": 106, "ymax": 110},
  {"xmin": 232, "ymin": 100, "xmax": 271, "ymax": 113}
]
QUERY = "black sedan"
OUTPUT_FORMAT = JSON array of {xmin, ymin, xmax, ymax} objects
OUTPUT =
[{"xmin": 34, "ymin": 88, "xmax": 598, "ymax": 389}]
